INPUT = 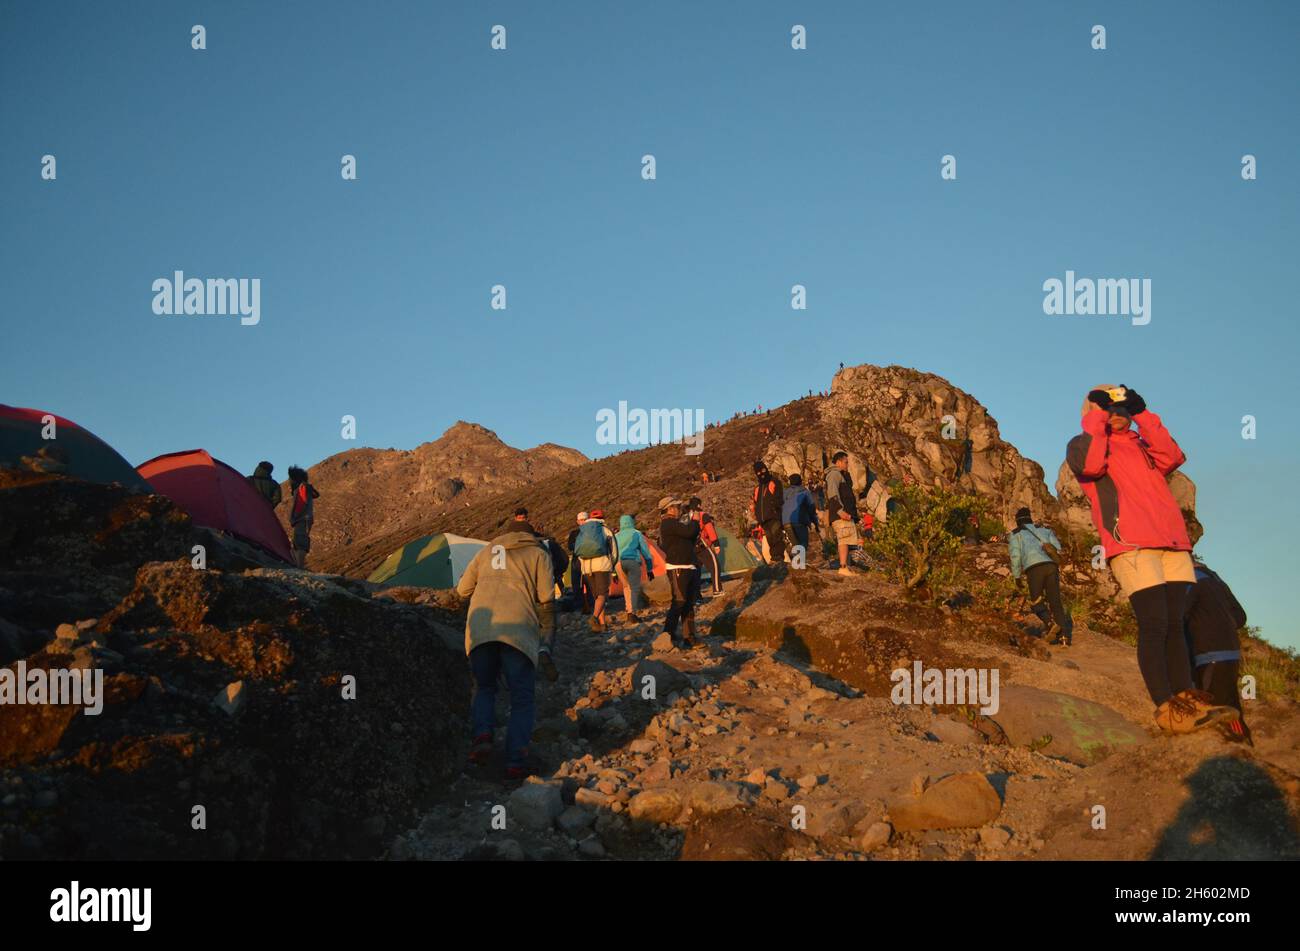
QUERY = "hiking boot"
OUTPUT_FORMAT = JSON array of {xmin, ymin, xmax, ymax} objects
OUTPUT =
[
  {"xmin": 537, "ymin": 650, "xmax": 559, "ymax": 683},
  {"xmin": 1153, "ymin": 695, "xmax": 1198, "ymax": 734},
  {"xmin": 1177, "ymin": 690, "xmax": 1239, "ymax": 731},
  {"xmin": 836, "ymin": 567, "xmax": 853, "ymax": 577},
  {"xmin": 467, "ymin": 733, "xmax": 493, "ymax": 766},
  {"xmin": 589, "ymin": 615, "xmax": 604, "ymax": 632}
]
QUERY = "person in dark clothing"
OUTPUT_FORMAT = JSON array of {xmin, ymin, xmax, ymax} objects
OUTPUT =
[
  {"xmin": 287, "ymin": 466, "xmax": 319, "ymax": 569},
  {"xmin": 781, "ymin": 473, "xmax": 818, "ymax": 561},
  {"xmin": 566, "ymin": 512, "xmax": 592, "ymax": 614},
  {"xmin": 247, "ymin": 461, "xmax": 282, "ymax": 508},
  {"xmin": 750, "ymin": 461, "xmax": 785, "ymax": 563},
  {"xmin": 824, "ymin": 451, "xmax": 860, "ymax": 575},
  {"xmin": 658, "ymin": 498, "xmax": 701, "ymax": 648},
  {"xmin": 686, "ymin": 496, "xmax": 722, "ymax": 596},
  {"xmin": 1185, "ymin": 562, "xmax": 1250, "ymax": 744},
  {"xmin": 1008, "ymin": 507, "xmax": 1073, "ymax": 645}
]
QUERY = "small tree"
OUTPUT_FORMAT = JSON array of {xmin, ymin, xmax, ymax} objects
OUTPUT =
[{"xmin": 867, "ymin": 485, "xmax": 987, "ymax": 591}]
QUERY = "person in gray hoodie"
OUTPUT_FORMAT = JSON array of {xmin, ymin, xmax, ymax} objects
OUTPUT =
[
  {"xmin": 1008, "ymin": 507, "xmax": 1073, "ymax": 645},
  {"xmin": 457, "ymin": 520, "xmax": 558, "ymax": 781}
]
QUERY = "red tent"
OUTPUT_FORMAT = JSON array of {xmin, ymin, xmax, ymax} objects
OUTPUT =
[
  {"xmin": 137, "ymin": 450, "xmax": 292, "ymax": 563},
  {"xmin": 609, "ymin": 538, "xmax": 668, "ymax": 598},
  {"xmin": 1, "ymin": 404, "xmax": 151, "ymax": 490}
]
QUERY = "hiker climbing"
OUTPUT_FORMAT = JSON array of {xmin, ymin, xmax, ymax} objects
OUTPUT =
[
  {"xmin": 286, "ymin": 466, "xmax": 319, "ymax": 569},
  {"xmin": 824, "ymin": 451, "xmax": 859, "ymax": 576},
  {"xmin": 659, "ymin": 497, "xmax": 702, "ymax": 649},
  {"xmin": 573, "ymin": 509, "xmax": 618, "ymax": 631},
  {"xmin": 247, "ymin": 460, "xmax": 282, "ymax": 508},
  {"xmin": 567, "ymin": 511, "xmax": 592, "ymax": 615},
  {"xmin": 1066, "ymin": 385, "xmax": 1237, "ymax": 734},
  {"xmin": 614, "ymin": 513, "xmax": 655, "ymax": 622},
  {"xmin": 686, "ymin": 496, "xmax": 722, "ymax": 596},
  {"xmin": 457, "ymin": 509, "xmax": 558, "ymax": 782},
  {"xmin": 750, "ymin": 460, "xmax": 786, "ymax": 563},
  {"xmin": 514, "ymin": 507, "xmax": 567, "ymax": 599},
  {"xmin": 1185, "ymin": 558, "xmax": 1253, "ymax": 745},
  {"xmin": 1008, "ymin": 507, "xmax": 1073, "ymax": 645},
  {"xmin": 782, "ymin": 472, "xmax": 818, "ymax": 564}
]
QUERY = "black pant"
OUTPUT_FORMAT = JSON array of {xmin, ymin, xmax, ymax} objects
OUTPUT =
[
  {"xmin": 762, "ymin": 519, "xmax": 785, "ymax": 562},
  {"xmin": 696, "ymin": 544, "xmax": 721, "ymax": 594},
  {"xmin": 1196, "ymin": 660, "xmax": 1247, "ymax": 727},
  {"xmin": 665, "ymin": 568, "xmax": 700, "ymax": 636},
  {"xmin": 569, "ymin": 556, "xmax": 590, "ymax": 613},
  {"xmin": 1026, "ymin": 562, "xmax": 1072, "ymax": 640},
  {"xmin": 1129, "ymin": 582, "xmax": 1194, "ymax": 706}
]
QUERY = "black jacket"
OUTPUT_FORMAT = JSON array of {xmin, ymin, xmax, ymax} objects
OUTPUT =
[
  {"xmin": 659, "ymin": 517, "xmax": 701, "ymax": 566},
  {"xmin": 1185, "ymin": 567, "xmax": 1247, "ymax": 659},
  {"xmin": 752, "ymin": 474, "xmax": 785, "ymax": 523}
]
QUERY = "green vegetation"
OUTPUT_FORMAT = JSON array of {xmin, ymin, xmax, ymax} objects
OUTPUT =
[{"xmin": 866, "ymin": 485, "xmax": 987, "ymax": 592}]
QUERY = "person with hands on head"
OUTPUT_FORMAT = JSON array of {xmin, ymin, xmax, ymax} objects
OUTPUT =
[{"xmin": 1066, "ymin": 384, "xmax": 1238, "ymax": 735}]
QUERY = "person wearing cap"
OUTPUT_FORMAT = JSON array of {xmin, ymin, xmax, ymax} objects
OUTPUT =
[
  {"xmin": 514, "ymin": 507, "xmax": 568, "ymax": 603},
  {"xmin": 1067, "ymin": 384, "xmax": 1237, "ymax": 735},
  {"xmin": 685, "ymin": 496, "xmax": 722, "ymax": 595},
  {"xmin": 566, "ymin": 512, "xmax": 591, "ymax": 615},
  {"xmin": 1008, "ymin": 507, "xmax": 1072, "ymax": 645},
  {"xmin": 574, "ymin": 509, "xmax": 619, "ymax": 631},
  {"xmin": 750, "ymin": 461, "xmax": 786, "ymax": 563},
  {"xmin": 659, "ymin": 497, "xmax": 702, "ymax": 648}
]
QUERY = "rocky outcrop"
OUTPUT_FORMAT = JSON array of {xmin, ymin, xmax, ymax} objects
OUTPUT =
[
  {"xmin": 810, "ymin": 366, "xmax": 1058, "ymax": 526},
  {"xmin": 0, "ymin": 474, "xmax": 468, "ymax": 859},
  {"xmin": 287, "ymin": 421, "xmax": 588, "ymax": 566}
]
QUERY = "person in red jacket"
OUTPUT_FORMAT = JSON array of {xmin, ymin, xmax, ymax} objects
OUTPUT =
[{"xmin": 1066, "ymin": 385, "xmax": 1238, "ymax": 735}]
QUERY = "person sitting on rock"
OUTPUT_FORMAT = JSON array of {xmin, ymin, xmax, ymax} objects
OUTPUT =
[
  {"xmin": 1066, "ymin": 385, "xmax": 1237, "ymax": 735},
  {"xmin": 1184, "ymin": 558, "xmax": 1252, "ymax": 745},
  {"xmin": 658, "ymin": 498, "xmax": 701, "ymax": 649},
  {"xmin": 286, "ymin": 466, "xmax": 319, "ymax": 569},
  {"xmin": 1008, "ymin": 507, "xmax": 1073, "ymax": 645},
  {"xmin": 457, "ymin": 512, "xmax": 558, "ymax": 781}
]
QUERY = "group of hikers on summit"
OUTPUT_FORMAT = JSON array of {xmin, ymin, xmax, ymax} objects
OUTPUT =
[{"xmin": 223, "ymin": 382, "xmax": 1248, "ymax": 780}]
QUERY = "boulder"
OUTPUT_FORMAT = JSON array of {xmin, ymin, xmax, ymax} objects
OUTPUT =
[
  {"xmin": 989, "ymin": 684, "xmax": 1148, "ymax": 765},
  {"xmin": 628, "ymin": 787, "xmax": 683, "ymax": 824},
  {"xmin": 889, "ymin": 772, "xmax": 1002, "ymax": 832},
  {"xmin": 628, "ymin": 658, "xmax": 691, "ymax": 702},
  {"xmin": 508, "ymin": 780, "xmax": 565, "ymax": 832}
]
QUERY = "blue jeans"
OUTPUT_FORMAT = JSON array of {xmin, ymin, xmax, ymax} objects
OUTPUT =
[{"xmin": 469, "ymin": 642, "xmax": 536, "ymax": 767}]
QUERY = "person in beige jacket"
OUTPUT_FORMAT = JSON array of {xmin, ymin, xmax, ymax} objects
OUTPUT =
[{"xmin": 457, "ymin": 527, "xmax": 557, "ymax": 780}]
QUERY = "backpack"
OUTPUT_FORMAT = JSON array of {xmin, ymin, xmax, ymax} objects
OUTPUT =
[{"xmin": 574, "ymin": 521, "xmax": 608, "ymax": 559}]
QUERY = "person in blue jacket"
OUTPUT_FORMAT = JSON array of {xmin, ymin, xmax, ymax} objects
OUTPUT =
[
  {"xmin": 1008, "ymin": 507, "xmax": 1073, "ymax": 645},
  {"xmin": 781, "ymin": 473, "xmax": 819, "ymax": 562}
]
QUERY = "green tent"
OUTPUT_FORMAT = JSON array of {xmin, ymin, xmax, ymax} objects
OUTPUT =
[
  {"xmin": 712, "ymin": 523, "xmax": 759, "ymax": 578},
  {"xmin": 368, "ymin": 532, "xmax": 488, "ymax": 589}
]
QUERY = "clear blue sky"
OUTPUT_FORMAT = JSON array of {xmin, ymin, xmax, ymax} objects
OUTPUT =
[{"xmin": 3, "ymin": 2, "xmax": 1297, "ymax": 649}]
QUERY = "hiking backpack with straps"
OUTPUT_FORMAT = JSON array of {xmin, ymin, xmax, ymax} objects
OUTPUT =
[{"xmin": 574, "ymin": 521, "xmax": 608, "ymax": 559}]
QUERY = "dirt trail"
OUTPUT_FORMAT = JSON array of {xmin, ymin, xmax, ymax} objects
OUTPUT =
[{"xmin": 392, "ymin": 569, "xmax": 1300, "ymax": 861}]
